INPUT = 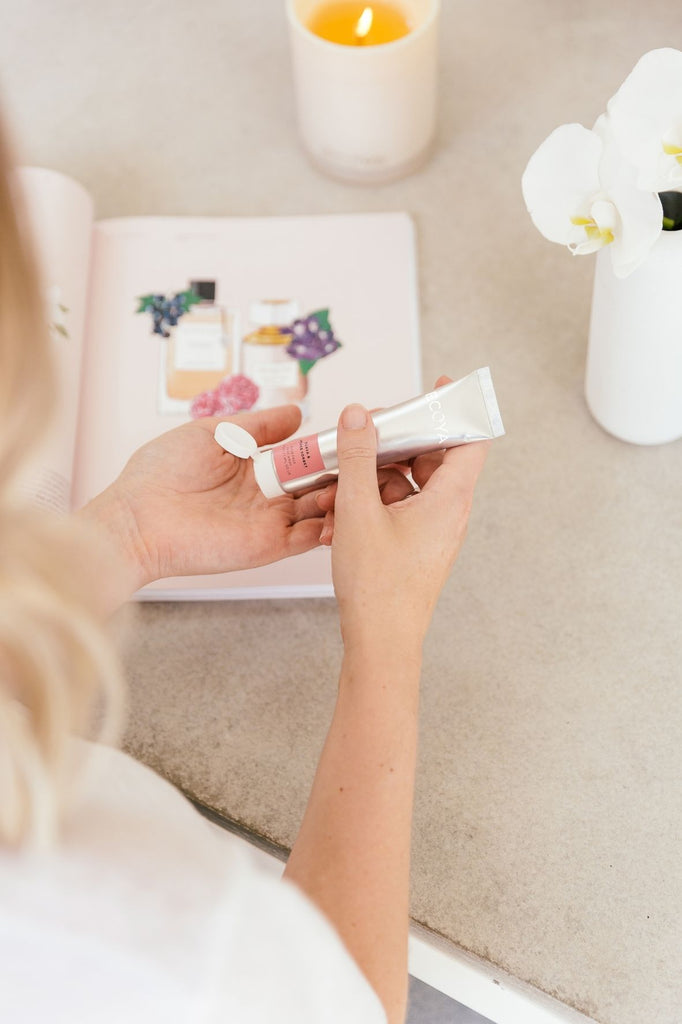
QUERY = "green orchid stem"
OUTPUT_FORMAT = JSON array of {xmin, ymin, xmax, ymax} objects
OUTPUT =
[{"xmin": 659, "ymin": 191, "xmax": 682, "ymax": 231}]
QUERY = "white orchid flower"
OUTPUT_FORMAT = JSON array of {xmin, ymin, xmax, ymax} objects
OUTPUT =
[
  {"xmin": 607, "ymin": 47, "xmax": 682, "ymax": 193},
  {"xmin": 521, "ymin": 122, "xmax": 662, "ymax": 278}
]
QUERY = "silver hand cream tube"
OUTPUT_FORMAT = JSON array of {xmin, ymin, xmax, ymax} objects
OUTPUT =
[{"xmin": 245, "ymin": 367, "xmax": 504, "ymax": 499}]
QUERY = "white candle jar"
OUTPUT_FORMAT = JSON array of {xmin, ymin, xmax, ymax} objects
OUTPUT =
[
  {"xmin": 286, "ymin": 0, "xmax": 440, "ymax": 184},
  {"xmin": 585, "ymin": 231, "xmax": 682, "ymax": 445}
]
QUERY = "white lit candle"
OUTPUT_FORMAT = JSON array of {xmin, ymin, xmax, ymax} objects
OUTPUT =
[{"xmin": 286, "ymin": 0, "xmax": 440, "ymax": 183}]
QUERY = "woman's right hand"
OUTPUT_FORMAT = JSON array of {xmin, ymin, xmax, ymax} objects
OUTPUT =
[{"xmin": 328, "ymin": 394, "xmax": 489, "ymax": 652}]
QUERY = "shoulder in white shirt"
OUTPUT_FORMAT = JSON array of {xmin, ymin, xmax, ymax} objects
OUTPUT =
[{"xmin": 0, "ymin": 741, "xmax": 386, "ymax": 1024}]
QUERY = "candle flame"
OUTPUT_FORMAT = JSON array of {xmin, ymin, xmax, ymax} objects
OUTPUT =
[{"xmin": 354, "ymin": 6, "xmax": 374, "ymax": 40}]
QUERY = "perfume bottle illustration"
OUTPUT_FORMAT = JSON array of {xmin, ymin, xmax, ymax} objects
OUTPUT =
[
  {"xmin": 240, "ymin": 299, "xmax": 307, "ymax": 409},
  {"xmin": 165, "ymin": 280, "xmax": 234, "ymax": 400}
]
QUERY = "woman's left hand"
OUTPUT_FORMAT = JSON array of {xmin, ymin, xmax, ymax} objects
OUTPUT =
[{"xmin": 79, "ymin": 405, "xmax": 329, "ymax": 596}]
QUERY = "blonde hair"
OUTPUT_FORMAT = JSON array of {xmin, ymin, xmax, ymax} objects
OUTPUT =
[{"xmin": 0, "ymin": 113, "xmax": 125, "ymax": 847}]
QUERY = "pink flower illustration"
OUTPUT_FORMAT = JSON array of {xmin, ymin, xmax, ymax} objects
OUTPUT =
[
  {"xmin": 190, "ymin": 373, "xmax": 260, "ymax": 420},
  {"xmin": 216, "ymin": 374, "xmax": 259, "ymax": 412},
  {"xmin": 190, "ymin": 390, "xmax": 221, "ymax": 419}
]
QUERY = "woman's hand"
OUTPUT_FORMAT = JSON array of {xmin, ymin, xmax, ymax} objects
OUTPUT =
[
  {"xmin": 79, "ymin": 405, "xmax": 328, "ymax": 596},
  {"xmin": 329, "ymin": 386, "xmax": 490, "ymax": 651}
]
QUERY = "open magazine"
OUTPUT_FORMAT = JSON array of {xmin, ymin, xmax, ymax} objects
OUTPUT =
[{"xmin": 16, "ymin": 167, "xmax": 421, "ymax": 599}]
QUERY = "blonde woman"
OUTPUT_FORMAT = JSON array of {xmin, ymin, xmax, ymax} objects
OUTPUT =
[{"xmin": 0, "ymin": 107, "xmax": 489, "ymax": 1024}]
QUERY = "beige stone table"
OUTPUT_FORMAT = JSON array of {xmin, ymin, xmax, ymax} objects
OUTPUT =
[{"xmin": 2, "ymin": 2, "xmax": 681, "ymax": 1022}]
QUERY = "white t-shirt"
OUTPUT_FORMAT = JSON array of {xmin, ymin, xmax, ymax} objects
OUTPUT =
[{"xmin": 0, "ymin": 741, "xmax": 386, "ymax": 1024}]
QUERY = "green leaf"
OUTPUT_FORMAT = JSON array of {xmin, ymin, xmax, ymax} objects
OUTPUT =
[
  {"xmin": 309, "ymin": 308, "xmax": 331, "ymax": 333},
  {"xmin": 299, "ymin": 358, "xmax": 317, "ymax": 376},
  {"xmin": 180, "ymin": 289, "xmax": 202, "ymax": 309},
  {"xmin": 136, "ymin": 294, "xmax": 156, "ymax": 313}
]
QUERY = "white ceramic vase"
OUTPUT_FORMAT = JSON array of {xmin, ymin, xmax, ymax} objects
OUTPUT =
[{"xmin": 585, "ymin": 231, "xmax": 682, "ymax": 445}]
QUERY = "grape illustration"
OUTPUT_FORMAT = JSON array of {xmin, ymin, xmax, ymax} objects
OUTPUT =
[
  {"xmin": 285, "ymin": 309, "xmax": 341, "ymax": 373},
  {"xmin": 136, "ymin": 289, "xmax": 200, "ymax": 336}
]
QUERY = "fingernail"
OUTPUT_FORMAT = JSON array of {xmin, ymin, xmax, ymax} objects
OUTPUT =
[
  {"xmin": 315, "ymin": 486, "xmax": 333, "ymax": 510},
  {"xmin": 342, "ymin": 404, "xmax": 368, "ymax": 430}
]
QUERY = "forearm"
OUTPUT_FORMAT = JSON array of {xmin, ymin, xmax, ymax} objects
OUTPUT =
[{"xmin": 284, "ymin": 639, "xmax": 423, "ymax": 1024}]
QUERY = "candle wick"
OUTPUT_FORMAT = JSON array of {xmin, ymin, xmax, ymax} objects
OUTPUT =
[{"xmin": 354, "ymin": 6, "xmax": 373, "ymax": 43}]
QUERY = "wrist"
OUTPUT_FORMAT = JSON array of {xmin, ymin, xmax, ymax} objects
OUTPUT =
[
  {"xmin": 78, "ymin": 484, "xmax": 155, "ymax": 603},
  {"xmin": 339, "ymin": 607, "xmax": 428, "ymax": 660},
  {"xmin": 341, "ymin": 626, "xmax": 424, "ymax": 678}
]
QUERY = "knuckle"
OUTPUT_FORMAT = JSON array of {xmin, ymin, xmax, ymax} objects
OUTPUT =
[{"xmin": 339, "ymin": 444, "xmax": 375, "ymax": 463}]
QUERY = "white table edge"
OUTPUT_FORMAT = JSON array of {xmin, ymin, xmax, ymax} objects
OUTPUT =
[{"xmin": 205, "ymin": 818, "xmax": 598, "ymax": 1024}]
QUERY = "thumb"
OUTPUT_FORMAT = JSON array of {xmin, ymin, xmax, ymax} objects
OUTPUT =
[{"xmin": 335, "ymin": 404, "xmax": 380, "ymax": 511}]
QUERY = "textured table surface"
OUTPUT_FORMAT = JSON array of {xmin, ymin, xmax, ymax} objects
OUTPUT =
[{"xmin": 2, "ymin": 3, "xmax": 681, "ymax": 1023}]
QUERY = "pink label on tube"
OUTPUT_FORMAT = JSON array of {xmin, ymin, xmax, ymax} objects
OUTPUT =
[{"xmin": 273, "ymin": 434, "xmax": 325, "ymax": 483}]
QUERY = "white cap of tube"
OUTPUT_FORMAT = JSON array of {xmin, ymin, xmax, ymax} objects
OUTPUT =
[
  {"xmin": 214, "ymin": 422, "xmax": 258, "ymax": 459},
  {"xmin": 214, "ymin": 422, "xmax": 285, "ymax": 499},
  {"xmin": 252, "ymin": 451, "xmax": 286, "ymax": 499}
]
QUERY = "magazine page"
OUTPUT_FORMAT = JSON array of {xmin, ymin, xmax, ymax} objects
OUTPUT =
[
  {"xmin": 13, "ymin": 167, "xmax": 94, "ymax": 512},
  {"xmin": 73, "ymin": 212, "xmax": 420, "ymax": 598}
]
